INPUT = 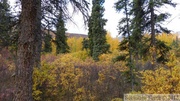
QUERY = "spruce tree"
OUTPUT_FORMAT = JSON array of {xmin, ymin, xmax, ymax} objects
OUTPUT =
[
  {"xmin": 131, "ymin": 0, "xmax": 145, "ymax": 60},
  {"xmin": 15, "ymin": 0, "xmax": 89, "ymax": 100},
  {"xmin": 82, "ymin": 38, "xmax": 89, "ymax": 51},
  {"xmin": 88, "ymin": 17, "xmax": 93, "ymax": 56},
  {"xmin": 55, "ymin": 10, "xmax": 69, "ymax": 54},
  {"xmin": 89, "ymin": 0, "xmax": 110, "ymax": 61},
  {"xmin": 0, "ymin": 0, "xmax": 12, "ymax": 48},
  {"xmin": 115, "ymin": 0, "xmax": 135, "ymax": 91},
  {"xmin": 143, "ymin": 0, "xmax": 176, "ymax": 65},
  {"xmin": 13, "ymin": 0, "xmax": 88, "ymax": 101},
  {"xmin": 43, "ymin": 32, "xmax": 52, "ymax": 53}
]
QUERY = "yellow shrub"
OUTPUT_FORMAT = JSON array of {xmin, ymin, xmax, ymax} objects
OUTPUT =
[
  {"xmin": 141, "ymin": 67, "xmax": 180, "ymax": 94},
  {"xmin": 71, "ymin": 50, "xmax": 89, "ymax": 61},
  {"xmin": 33, "ymin": 62, "xmax": 58, "ymax": 100},
  {"xmin": 33, "ymin": 54, "xmax": 84, "ymax": 100}
]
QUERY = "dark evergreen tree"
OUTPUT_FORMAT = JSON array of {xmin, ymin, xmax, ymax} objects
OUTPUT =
[
  {"xmin": 43, "ymin": 32, "xmax": 52, "ymax": 53},
  {"xmin": 15, "ymin": 0, "xmax": 89, "ymax": 100},
  {"xmin": 143, "ymin": 0, "xmax": 176, "ymax": 65},
  {"xmin": 90, "ymin": 0, "xmax": 110, "ymax": 61},
  {"xmin": 15, "ymin": 0, "xmax": 40, "ymax": 100},
  {"xmin": 82, "ymin": 38, "xmax": 89, "ymax": 51},
  {"xmin": 131, "ymin": 0, "xmax": 145, "ymax": 60},
  {"xmin": 55, "ymin": 10, "xmax": 69, "ymax": 54},
  {"xmin": 115, "ymin": 0, "xmax": 175, "ymax": 90},
  {"xmin": 88, "ymin": 17, "xmax": 93, "ymax": 56},
  {"xmin": 115, "ymin": 0, "xmax": 136, "ymax": 91},
  {"xmin": 0, "ymin": 0, "xmax": 14, "ymax": 49}
]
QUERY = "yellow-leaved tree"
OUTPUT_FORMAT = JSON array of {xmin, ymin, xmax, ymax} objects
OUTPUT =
[
  {"xmin": 157, "ymin": 33, "xmax": 177, "ymax": 46},
  {"xmin": 106, "ymin": 32, "xmax": 119, "ymax": 53},
  {"xmin": 67, "ymin": 37, "xmax": 83, "ymax": 53}
]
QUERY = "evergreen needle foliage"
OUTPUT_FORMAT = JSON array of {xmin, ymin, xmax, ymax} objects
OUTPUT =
[
  {"xmin": 88, "ymin": 0, "xmax": 110, "ymax": 61},
  {"xmin": 55, "ymin": 10, "xmax": 69, "ymax": 54}
]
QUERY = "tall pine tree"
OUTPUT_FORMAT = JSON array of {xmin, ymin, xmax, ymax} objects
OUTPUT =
[
  {"xmin": 143, "ymin": 0, "xmax": 176, "ymax": 66},
  {"xmin": 88, "ymin": 16, "xmax": 93, "ymax": 56},
  {"xmin": 89, "ymin": 0, "xmax": 109, "ymax": 61},
  {"xmin": 0, "ymin": 0, "xmax": 13, "ymax": 49},
  {"xmin": 115, "ymin": 0, "xmax": 136, "ymax": 91},
  {"xmin": 43, "ymin": 32, "xmax": 52, "ymax": 53},
  {"xmin": 82, "ymin": 38, "xmax": 89, "ymax": 51},
  {"xmin": 15, "ymin": 0, "xmax": 89, "ymax": 100},
  {"xmin": 55, "ymin": 10, "xmax": 69, "ymax": 54},
  {"xmin": 131, "ymin": 0, "xmax": 145, "ymax": 60}
]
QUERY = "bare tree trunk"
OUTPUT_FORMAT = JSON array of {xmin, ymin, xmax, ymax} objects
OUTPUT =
[
  {"xmin": 125, "ymin": 0, "xmax": 134, "ymax": 91},
  {"xmin": 14, "ymin": 0, "xmax": 38, "ymax": 100},
  {"xmin": 150, "ymin": 0, "xmax": 156, "ymax": 68},
  {"xmin": 34, "ymin": 0, "xmax": 42, "ymax": 68}
]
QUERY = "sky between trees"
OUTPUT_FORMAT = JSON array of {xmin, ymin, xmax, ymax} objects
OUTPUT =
[
  {"xmin": 9, "ymin": 0, "xmax": 180, "ymax": 37},
  {"xmin": 67, "ymin": 0, "xmax": 180, "ymax": 37}
]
